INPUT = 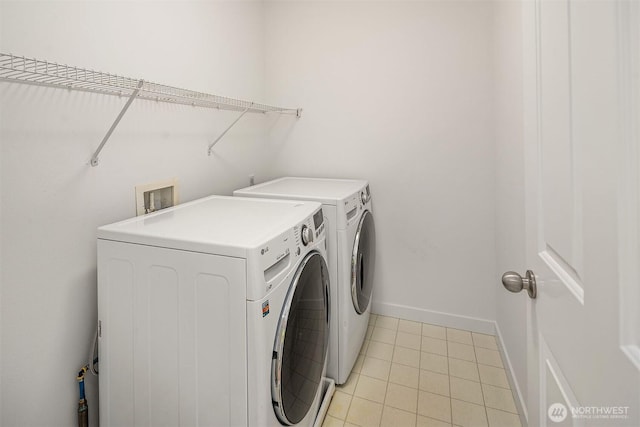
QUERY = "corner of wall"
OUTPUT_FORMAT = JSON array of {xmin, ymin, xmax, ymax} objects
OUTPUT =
[
  {"xmin": 491, "ymin": 0, "xmax": 528, "ymax": 423},
  {"xmin": 372, "ymin": 301, "xmax": 497, "ymax": 336},
  {"xmin": 0, "ymin": 2, "xmax": 5, "ymax": 417},
  {"xmin": 494, "ymin": 320, "xmax": 529, "ymax": 426}
]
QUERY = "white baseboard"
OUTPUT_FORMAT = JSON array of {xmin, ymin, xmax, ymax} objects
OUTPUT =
[
  {"xmin": 371, "ymin": 301, "xmax": 529, "ymax": 426},
  {"xmin": 371, "ymin": 301, "xmax": 496, "ymax": 335},
  {"xmin": 494, "ymin": 323, "xmax": 529, "ymax": 426}
]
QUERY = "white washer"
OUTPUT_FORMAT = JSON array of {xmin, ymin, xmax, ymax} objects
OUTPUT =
[
  {"xmin": 234, "ymin": 177, "xmax": 375, "ymax": 385},
  {"xmin": 97, "ymin": 195, "xmax": 330, "ymax": 427}
]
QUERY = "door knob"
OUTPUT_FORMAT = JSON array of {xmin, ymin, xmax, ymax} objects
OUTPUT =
[{"xmin": 501, "ymin": 270, "xmax": 537, "ymax": 299}]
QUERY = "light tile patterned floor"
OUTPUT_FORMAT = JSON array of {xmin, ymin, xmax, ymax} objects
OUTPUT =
[{"xmin": 322, "ymin": 314, "xmax": 522, "ymax": 427}]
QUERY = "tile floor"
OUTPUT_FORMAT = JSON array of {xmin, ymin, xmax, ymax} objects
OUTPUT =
[{"xmin": 322, "ymin": 314, "xmax": 522, "ymax": 427}]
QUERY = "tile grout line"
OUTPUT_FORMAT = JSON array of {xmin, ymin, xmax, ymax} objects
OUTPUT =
[
  {"xmin": 380, "ymin": 315, "xmax": 396, "ymax": 426},
  {"xmin": 350, "ymin": 373, "xmax": 360, "ymax": 425},
  {"xmin": 389, "ymin": 318, "xmax": 400, "ymax": 426},
  {"xmin": 472, "ymin": 337, "xmax": 490, "ymax": 426},
  {"xmin": 417, "ymin": 330, "xmax": 423, "ymax": 406},
  {"xmin": 370, "ymin": 320, "xmax": 379, "ymax": 422},
  {"xmin": 446, "ymin": 329, "xmax": 454, "ymax": 425},
  {"xmin": 416, "ymin": 322, "xmax": 424, "ymax": 425},
  {"xmin": 378, "ymin": 332, "xmax": 394, "ymax": 427}
]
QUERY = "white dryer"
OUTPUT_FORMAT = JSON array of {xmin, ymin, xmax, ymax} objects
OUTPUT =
[
  {"xmin": 97, "ymin": 195, "xmax": 330, "ymax": 427},
  {"xmin": 234, "ymin": 177, "xmax": 375, "ymax": 384}
]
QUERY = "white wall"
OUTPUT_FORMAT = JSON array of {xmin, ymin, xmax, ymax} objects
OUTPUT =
[
  {"xmin": 492, "ymin": 0, "xmax": 528, "ymax": 419},
  {"xmin": 263, "ymin": 1, "xmax": 497, "ymax": 330},
  {"xmin": 0, "ymin": 1, "xmax": 282, "ymax": 425},
  {"xmin": 0, "ymin": 1, "xmax": 530, "ymax": 425}
]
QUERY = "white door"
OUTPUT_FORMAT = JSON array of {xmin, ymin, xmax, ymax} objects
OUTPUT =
[{"xmin": 517, "ymin": 0, "xmax": 640, "ymax": 426}]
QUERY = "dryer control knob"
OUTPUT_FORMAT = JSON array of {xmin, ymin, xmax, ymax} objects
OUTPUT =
[
  {"xmin": 361, "ymin": 191, "xmax": 368, "ymax": 204},
  {"xmin": 301, "ymin": 225, "xmax": 313, "ymax": 246}
]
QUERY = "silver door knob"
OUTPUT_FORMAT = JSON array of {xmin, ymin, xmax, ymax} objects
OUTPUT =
[{"xmin": 501, "ymin": 270, "xmax": 537, "ymax": 299}]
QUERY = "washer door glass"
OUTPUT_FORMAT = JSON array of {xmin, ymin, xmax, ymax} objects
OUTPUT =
[
  {"xmin": 272, "ymin": 251, "xmax": 330, "ymax": 425},
  {"xmin": 351, "ymin": 210, "xmax": 376, "ymax": 314}
]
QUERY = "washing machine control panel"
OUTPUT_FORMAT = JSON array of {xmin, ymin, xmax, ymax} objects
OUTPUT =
[
  {"xmin": 301, "ymin": 225, "xmax": 313, "ymax": 246},
  {"xmin": 360, "ymin": 185, "xmax": 371, "ymax": 204},
  {"xmin": 259, "ymin": 208, "xmax": 323, "ymax": 294},
  {"xmin": 313, "ymin": 209, "xmax": 325, "ymax": 238},
  {"xmin": 344, "ymin": 194, "xmax": 361, "ymax": 223},
  {"xmin": 294, "ymin": 208, "xmax": 324, "ymax": 249}
]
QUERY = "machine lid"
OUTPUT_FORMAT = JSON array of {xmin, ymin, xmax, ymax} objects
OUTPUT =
[
  {"xmin": 97, "ymin": 195, "xmax": 321, "ymax": 258},
  {"xmin": 272, "ymin": 251, "xmax": 330, "ymax": 425},
  {"xmin": 351, "ymin": 210, "xmax": 376, "ymax": 314},
  {"xmin": 234, "ymin": 177, "xmax": 369, "ymax": 206}
]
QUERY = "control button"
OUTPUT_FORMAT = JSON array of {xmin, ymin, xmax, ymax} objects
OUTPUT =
[
  {"xmin": 296, "ymin": 247, "xmax": 301, "ymax": 256},
  {"xmin": 361, "ymin": 191, "xmax": 367, "ymax": 204},
  {"xmin": 301, "ymin": 225, "xmax": 313, "ymax": 246}
]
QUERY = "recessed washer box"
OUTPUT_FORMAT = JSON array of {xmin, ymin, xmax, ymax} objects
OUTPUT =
[{"xmin": 135, "ymin": 178, "xmax": 179, "ymax": 216}]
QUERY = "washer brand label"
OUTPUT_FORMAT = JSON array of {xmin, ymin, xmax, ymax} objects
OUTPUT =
[
  {"xmin": 261, "ymin": 246, "xmax": 269, "ymax": 255},
  {"xmin": 262, "ymin": 301, "xmax": 270, "ymax": 317}
]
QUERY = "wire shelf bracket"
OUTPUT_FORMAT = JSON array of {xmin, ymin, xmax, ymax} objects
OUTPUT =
[
  {"xmin": 208, "ymin": 104, "xmax": 252, "ymax": 155},
  {"xmin": 90, "ymin": 79, "xmax": 143, "ymax": 166},
  {"xmin": 0, "ymin": 52, "xmax": 302, "ymax": 166}
]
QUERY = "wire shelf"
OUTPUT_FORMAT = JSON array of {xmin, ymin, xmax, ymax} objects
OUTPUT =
[
  {"xmin": 0, "ymin": 52, "xmax": 301, "ymax": 165},
  {"xmin": 0, "ymin": 53, "xmax": 296, "ymax": 114}
]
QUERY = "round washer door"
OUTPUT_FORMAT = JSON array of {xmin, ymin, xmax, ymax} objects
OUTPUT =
[
  {"xmin": 272, "ymin": 251, "xmax": 330, "ymax": 425},
  {"xmin": 351, "ymin": 210, "xmax": 376, "ymax": 314}
]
